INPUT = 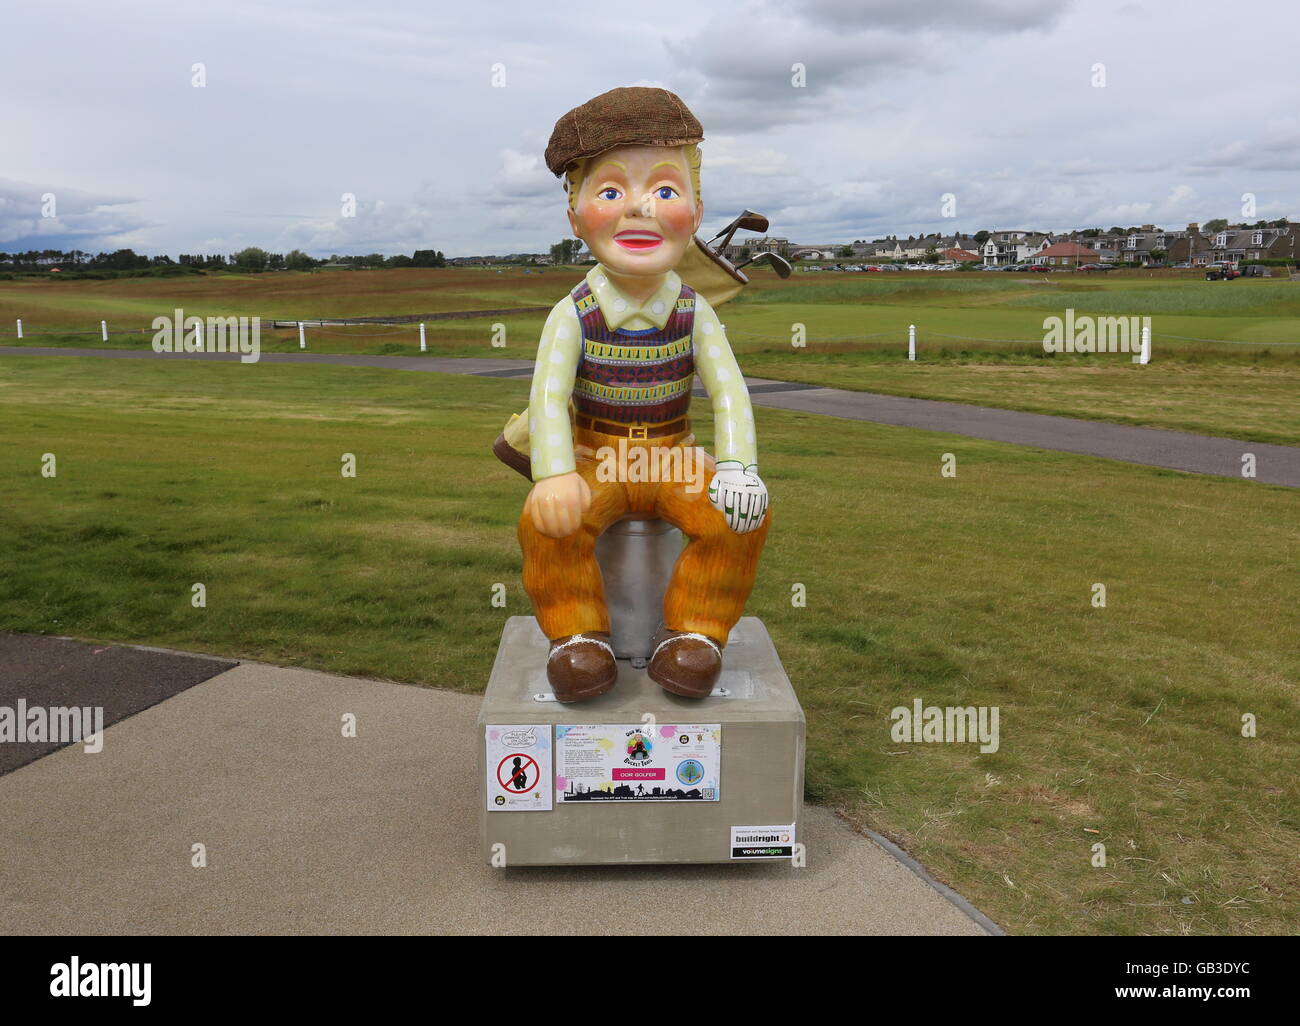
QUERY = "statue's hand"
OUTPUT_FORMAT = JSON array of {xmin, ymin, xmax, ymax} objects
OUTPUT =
[
  {"xmin": 708, "ymin": 461, "xmax": 768, "ymax": 534},
  {"xmin": 525, "ymin": 471, "xmax": 592, "ymax": 538}
]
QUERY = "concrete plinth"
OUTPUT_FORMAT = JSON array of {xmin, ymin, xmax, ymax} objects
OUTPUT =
[{"xmin": 477, "ymin": 615, "xmax": 805, "ymax": 867}]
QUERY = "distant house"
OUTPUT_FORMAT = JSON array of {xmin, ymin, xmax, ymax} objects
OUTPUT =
[
  {"xmin": 790, "ymin": 247, "xmax": 838, "ymax": 261},
  {"xmin": 723, "ymin": 237, "xmax": 789, "ymax": 260},
  {"xmin": 981, "ymin": 230, "xmax": 1050, "ymax": 265},
  {"xmin": 941, "ymin": 248, "xmax": 981, "ymax": 263},
  {"xmin": 1261, "ymin": 225, "xmax": 1299, "ymax": 264},
  {"xmin": 872, "ymin": 234, "xmax": 981, "ymax": 261},
  {"xmin": 932, "ymin": 233, "xmax": 982, "ymax": 255},
  {"xmin": 1166, "ymin": 224, "xmax": 1213, "ymax": 266},
  {"xmin": 1093, "ymin": 238, "xmax": 1125, "ymax": 263},
  {"xmin": 1034, "ymin": 242, "xmax": 1100, "ymax": 266},
  {"xmin": 1205, "ymin": 225, "xmax": 1298, "ymax": 266},
  {"xmin": 1118, "ymin": 226, "xmax": 1176, "ymax": 265},
  {"xmin": 865, "ymin": 239, "xmax": 905, "ymax": 261}
]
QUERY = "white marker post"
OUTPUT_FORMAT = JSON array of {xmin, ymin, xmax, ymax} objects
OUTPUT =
[
  {"xmin": 16, "ymin": 319, "xmax": 22, "ymax": 339},
  {"xmin": 1139, "ymin": 323, "xmax": 1151, "ymax": 364},
  {"xmin": 419, "ymin": 322, "xmax": 427, "ymax": 352},
  {"xmin": 908, "ymin": 324, "xmax": 916, "ymax": 361},
  {"xmin": 298, "ymin": 321, "xmax": 306, "ymax": 349},
  {"xmin": 101, "ymin": 320, "xmax": 108, "ymax": 341}
]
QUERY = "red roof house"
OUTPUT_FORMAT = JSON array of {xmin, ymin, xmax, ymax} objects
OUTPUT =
[{"xmin": 1035, "ymin": 242, "xmax": 1100, "ymax": 266}]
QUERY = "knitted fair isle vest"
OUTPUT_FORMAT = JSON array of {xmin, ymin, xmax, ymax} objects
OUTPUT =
[{"xmin": 570, "ymin": 279, "xmax": 696, "ymax": 425}]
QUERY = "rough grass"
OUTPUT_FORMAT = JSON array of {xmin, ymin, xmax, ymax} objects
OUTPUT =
[
  {"xmin": 0, "ymin": 266, "xmax": 565, "ymax": 327},
  {"xmin": 1, "ymin": 355, "xmax": 1296, "ymax": 935},
  {"xmin": 4, "ymin": 269, "xmax": 1300, "ymax": 448}
]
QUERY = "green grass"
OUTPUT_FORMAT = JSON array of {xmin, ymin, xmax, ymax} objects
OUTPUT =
[
  {"xmin": 4, "ymin": 268, "xmax": 1298, "ymax": 446},
  {"xmin": 1, "ymin": 355, "xmax": 1296, "ymax": 935},
  {"xmin": 0, "ymin": 319, "xmax": 549, "ymax": 360},
  {"xmin": 735, "ymin": 354, "xmax": 1300, "ymax": 447},
  {"xmin": 0, "ymin": 266, "xmax": 566, "ymax": 327}
]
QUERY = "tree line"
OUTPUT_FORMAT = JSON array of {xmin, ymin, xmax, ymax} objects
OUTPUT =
[{"xmin": 0, "ymin": 247, "xmax": 448, "ymax": 273}]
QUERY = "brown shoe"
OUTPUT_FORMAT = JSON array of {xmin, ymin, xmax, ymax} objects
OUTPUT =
[
  {"xmin": 648, "ymin": 627, "xmax": 723, "ymax": 699},
  {"xmin": 547, "ymin": 632, "xmax": 617, "ymax": 702}
]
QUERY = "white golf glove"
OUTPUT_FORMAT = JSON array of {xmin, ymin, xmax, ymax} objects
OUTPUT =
[{"xmin": 708, "ymin": 460, "xmax": 768, "ymax": 534}]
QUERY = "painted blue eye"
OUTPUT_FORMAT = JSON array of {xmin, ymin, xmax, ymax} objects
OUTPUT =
[
  {"xmin": 656, "ymin": 186, "xmax": 678, "ymax": 200},
  {"xmin": 599, "ymin": 188, "xmax": 621, "ymax": 201}
]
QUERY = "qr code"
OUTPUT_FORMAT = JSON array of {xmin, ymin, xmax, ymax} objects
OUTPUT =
[{"xmin": 702, "ymin": 788, "xmax": 716, "ymax": 800}]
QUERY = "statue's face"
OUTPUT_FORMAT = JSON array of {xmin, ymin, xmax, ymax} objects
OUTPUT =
[{"xmin": 568, "ymin": 144, "xmax": 702, "ymax": 279}]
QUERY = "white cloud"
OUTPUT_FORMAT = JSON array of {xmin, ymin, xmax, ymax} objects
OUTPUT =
[
  {"xmin": 0, "ymin": 178, "xmax": 154, "ymax": 248},
  {"xmin": 0, "ymin": 0, "xmax": 1294, "ymax": 257}
]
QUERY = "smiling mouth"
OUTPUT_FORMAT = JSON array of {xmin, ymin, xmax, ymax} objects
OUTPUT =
[{"xmin": 614, "ymin": 230, "xmax": 664, "ymax": 251}]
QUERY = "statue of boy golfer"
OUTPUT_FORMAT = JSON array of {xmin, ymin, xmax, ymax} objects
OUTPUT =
[{"xmin": 499, "ymin": 86, "xmax": 770, "ymax": 702}]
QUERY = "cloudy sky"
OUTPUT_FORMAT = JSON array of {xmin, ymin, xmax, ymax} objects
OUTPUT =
[{"xmin": 2, "ymin": 0, "xmax": 1296, "ymax": 257}]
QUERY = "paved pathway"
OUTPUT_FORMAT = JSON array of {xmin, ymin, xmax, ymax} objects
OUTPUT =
[
  {"xmin": 0, "ymin": 635, "xmax": 996, "ymax": 935},
  {"xmin": 753, "ymin": 387, "xmax": 1299, "ymax": 487},
  {"xmin": 4, "ymin": 346, "xmax": 1294, "ymax": 486},
  {"xmin": 0, "ymin": 634, "xmax": 233, "ymax": 775}
]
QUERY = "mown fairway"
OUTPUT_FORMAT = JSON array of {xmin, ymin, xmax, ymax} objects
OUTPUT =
[
  {"xmin": 3, "ymin": 266, "xmax": 1297, "ymax": 443},
  {"xmin": 1, "ymin": 355, "xmax": 1296, "ymax": 935}
]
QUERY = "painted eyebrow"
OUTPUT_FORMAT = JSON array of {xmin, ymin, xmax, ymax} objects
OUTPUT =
[
  {"xmin": 590, "ymin": 160, "xmax": 628, "ymax": 177},
  {"xmin": 649, "ymin": 161, "xmax": 686, "ymax": 174}
]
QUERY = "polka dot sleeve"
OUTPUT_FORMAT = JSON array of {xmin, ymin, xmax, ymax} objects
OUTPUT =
[
  {"xmin": 691, "ymin": 295, "xmax": 758, "ymax": 469},
  {"xmin": 528, "ymin": 298, "xmax": 583, "ymax": 481}
]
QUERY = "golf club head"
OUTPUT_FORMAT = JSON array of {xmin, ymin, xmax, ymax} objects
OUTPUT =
[
  {"xmin": 735, "ymin": 251, "xmax": 793, "ymax": 278},
  {"xmin": 707, "ymin": 209, "xmax": 771, "ymax": 250}
]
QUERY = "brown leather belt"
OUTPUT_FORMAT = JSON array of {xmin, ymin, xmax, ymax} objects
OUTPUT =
[{"xmin": 574, "ymin": 414, "xmax": 689, "ymax": 439}]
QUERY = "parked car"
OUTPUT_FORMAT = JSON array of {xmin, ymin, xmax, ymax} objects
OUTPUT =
[
  {"xmin": 1028, "ymin": 264, "xmax": 1049, "ymax": 272},
  {"xmin": 1079, "ymin": 263, "xmax": 1116, "ymax": 272}
]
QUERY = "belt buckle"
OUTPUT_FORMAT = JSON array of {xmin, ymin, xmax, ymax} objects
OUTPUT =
[{"xmin": 628, "ymin": 425, "xmax": 649, "ymax": 439}]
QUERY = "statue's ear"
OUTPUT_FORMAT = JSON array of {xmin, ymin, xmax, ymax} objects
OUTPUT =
[
  {"xmin": 693, "ymin": 200, "xmax": 704, "ymax": 234},
  {"xmin": 567, "ymin": 206, "xmax": 581, "ymax": 239}
]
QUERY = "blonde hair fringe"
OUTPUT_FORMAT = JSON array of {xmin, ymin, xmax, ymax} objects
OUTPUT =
[{"xmin": 565, "ymin": 142, "xmax": 701, "ymax": 211}]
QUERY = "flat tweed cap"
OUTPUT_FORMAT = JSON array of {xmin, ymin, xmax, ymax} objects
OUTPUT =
[{"xmin": 545, "ymin": 86, "xmax": 703, "ymax": 177}]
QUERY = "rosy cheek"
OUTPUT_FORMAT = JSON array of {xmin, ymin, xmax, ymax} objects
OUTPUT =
[
  {"xmin": 657, "ymin": 203, "xmax": 696, "ymax": 236},
  {"xmin": 577, "ymin": 203, "xmax": 620, "ymax": 237}
]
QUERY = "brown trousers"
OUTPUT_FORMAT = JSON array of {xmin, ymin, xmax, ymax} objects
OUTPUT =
[{"xmin": 518, "ymin": 426, "xmax": 770, "ymax": 643}]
